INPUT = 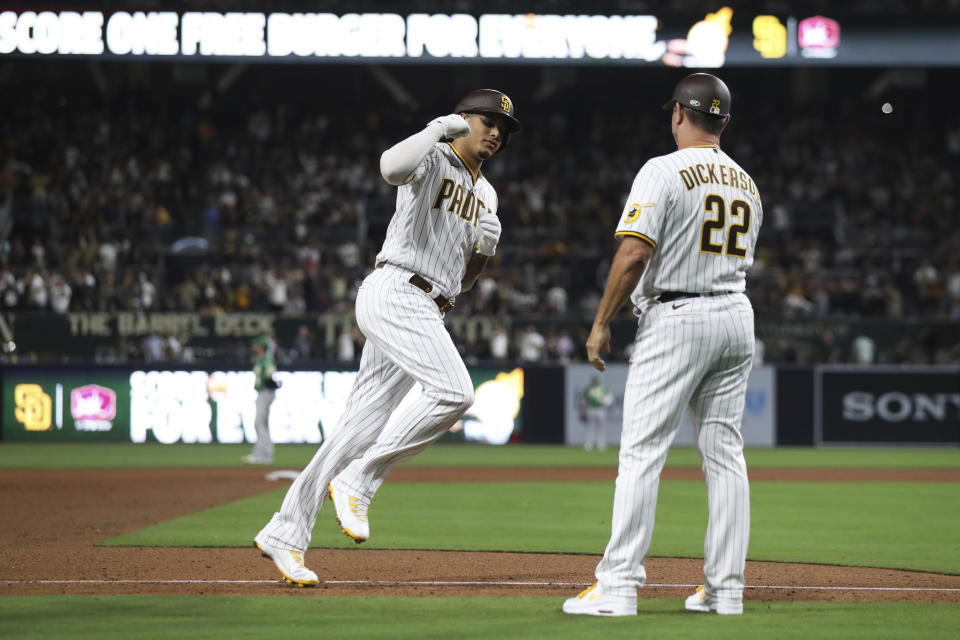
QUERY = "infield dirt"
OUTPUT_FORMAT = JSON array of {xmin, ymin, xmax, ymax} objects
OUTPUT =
[{"xmin": 2, "ymin": 467, "xmax": 958, "ymax": 603}]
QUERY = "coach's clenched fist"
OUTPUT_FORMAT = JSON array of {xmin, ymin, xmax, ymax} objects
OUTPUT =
[
  {"xmin": 428, "ymin": 114, "xmax": 471, "ymax": 139},
  {"xmin": 476, "ymin": 213, "xmax": 501, "ymax": 256}
]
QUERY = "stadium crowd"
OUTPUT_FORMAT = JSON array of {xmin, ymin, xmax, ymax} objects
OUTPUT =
[{"xmin": 1, "ymin": 62, "xmax": 958, "ymax": 365}]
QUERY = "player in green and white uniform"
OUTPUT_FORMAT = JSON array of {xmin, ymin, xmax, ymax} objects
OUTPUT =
[{"xmin": 244, "ymin": 336, "xmax": 277, "ymax": 464}]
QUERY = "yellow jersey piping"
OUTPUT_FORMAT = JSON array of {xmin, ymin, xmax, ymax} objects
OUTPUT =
[
  {"xmin": 615, "ymin": 231, "xmax": 656, "ymax": 249},
  {"xmin": 445, "ymin": 142, "xmax": 478, "ymax": 184}
]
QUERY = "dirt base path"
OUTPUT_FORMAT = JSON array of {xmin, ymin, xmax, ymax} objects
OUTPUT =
[{"xmin": 1, "ymin": 467, "xmax": 958, "ymax": 603}]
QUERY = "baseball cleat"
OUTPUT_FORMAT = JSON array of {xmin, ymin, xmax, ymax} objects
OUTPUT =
[
  {"xmin": 253, "ymin": 534, "xmax": 318, "ymax": 587},
  {"xmin": 328, "ymin": 480, "xmax": 370, "ymax": 543},
  {"xmin": 684, "ymin": 585, "xmax": 743, "ymax": 615},
  {"xmin": 281, "ymin": 576, "xmax": 312, "ymax": 589},
  {"xmin": 562, "ymin": 583, "xmax": 637, "ymax": 617}
]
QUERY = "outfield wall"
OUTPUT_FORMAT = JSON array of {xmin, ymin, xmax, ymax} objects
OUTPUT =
[
  {"xmin": 563, "ymin": 364, "xmax": 777, "ymax": 448},
  {"xmin": 1, "ymin": 365, "xmax": 525, "ymax": 446},
  {"xmin": 814, "ymin": 366, "xmax": 960, "ymax": 446},
  {"xmin": 1, "ymin": 364, "xmax": 957, "ymax": 446}
]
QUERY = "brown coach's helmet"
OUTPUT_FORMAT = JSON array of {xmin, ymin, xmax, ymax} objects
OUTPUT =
[
  {"xmin": 454, "ymin": 89, "xmax": 520, "ymax": 150},
  {"xmin": 662, "ymin": 73, "xmax": 731, "ymax": 118}
]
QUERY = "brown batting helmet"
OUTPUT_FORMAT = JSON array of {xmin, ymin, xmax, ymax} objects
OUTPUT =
[
  {"xmin": 454, "ymin": 89, "xmax": 520, "ymax": 151},
  {"xmin": 662, "ymin": 73, "xmax": 731, "ymax": 118}
]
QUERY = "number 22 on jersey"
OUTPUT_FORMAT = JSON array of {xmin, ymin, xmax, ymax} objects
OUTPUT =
[{"xmin": 699, "ymin": 194, "xmax": 751, "ymax": 258}]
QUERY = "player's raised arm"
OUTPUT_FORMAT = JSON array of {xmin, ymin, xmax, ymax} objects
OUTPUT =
[{"xmin": 379, "ymin": 115, "xmax": 471, "ymax": 185}]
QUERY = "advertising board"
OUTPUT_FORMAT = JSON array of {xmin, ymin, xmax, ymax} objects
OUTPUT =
[
  {"xmin": 5, "ymin": 371, "xmax": 130, "ymax": 441},
  {"xmin": 816, "ymin": 366, "xmax": 960, "ymax": 445},
  {"xmin": 2, "ymin": 8, "xmax": 953, "ymax": 66},
  {"xmin": 564, "ymin": 364, "xmax": 776, "ymax": 448},
  {"xmin": 2, "ymin": 366, "xmax": 524, "ymax": 444}
]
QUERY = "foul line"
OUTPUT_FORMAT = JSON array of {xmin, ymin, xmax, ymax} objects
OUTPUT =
[{"xmin": 2, "ymin": 579, "xmax": 959, "ymax": 593}]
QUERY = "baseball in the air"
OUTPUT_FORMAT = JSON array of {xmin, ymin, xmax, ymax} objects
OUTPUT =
[{"xmin": 881, "ymin": 102, "xmax": 893, "ymax": 114}]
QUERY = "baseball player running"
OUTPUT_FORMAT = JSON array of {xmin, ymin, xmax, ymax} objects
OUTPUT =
[
  {"xmin": 563, "ymin": 73, "xmax": 761, "ymax": 616},
  {"xmin": 252, "ymin": 90, "xmax": 520, "ymax": 586}
]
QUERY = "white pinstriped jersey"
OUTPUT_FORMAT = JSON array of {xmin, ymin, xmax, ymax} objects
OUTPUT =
[
  {"xmin": 376, "ymin": 142, "xmax": 497, "ymax": 299},
  {"xmin": 615, "ymin": 145, "xmax": 762, "ymax": 308}
]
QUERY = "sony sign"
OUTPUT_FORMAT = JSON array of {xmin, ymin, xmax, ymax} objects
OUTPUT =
[
  {"xmin": 842, "ymin": 392, "xmax": 960, "ymax": 422},
  {"xmin": 819, "ymin": 367, "xmax": 960, "ymax": 444}
]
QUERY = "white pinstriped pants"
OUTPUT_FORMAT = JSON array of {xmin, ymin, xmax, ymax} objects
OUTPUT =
[
  {"xmin": 596, "ymin": 293, "xmax": 753, "ymax": 600},
  {"xmin": 257, "ymin": 264, "xmax": 474, "ymax": 552}
]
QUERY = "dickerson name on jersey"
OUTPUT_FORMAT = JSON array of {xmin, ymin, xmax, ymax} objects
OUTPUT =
[
  {"xmin": 679, "ymin": 163, "xmax": 759, "ymax": 198},
  {"xmin": 432, "ymin": 178, "xmax": 490, "ymax": 227}
]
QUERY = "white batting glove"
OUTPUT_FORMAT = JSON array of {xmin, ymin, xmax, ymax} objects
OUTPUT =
[
  {"xmin": 476, "ymin": 213, "xmax": 502, "ymax": 256},
  {"xmin": 428, "ymin": 114, "xmax": 471, "ymax": 139}
]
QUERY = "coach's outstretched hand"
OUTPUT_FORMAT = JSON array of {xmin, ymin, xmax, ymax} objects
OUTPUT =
[
  {"xmin": 429, "ymin": 114, "xmax": 471, "ymax": 139},
  {"xmin": 476, "ymin": 213, "xmax": 501, "ymax": 256}
]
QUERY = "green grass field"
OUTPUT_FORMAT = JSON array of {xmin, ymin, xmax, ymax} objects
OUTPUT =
[
  {"xmin": 106, "ymin": 480, "xmax": 960, "ymax": 574},
  {"xmin": 1, "ymin": 596, "xmax": 957, "ymax": 640},
  {"xmin": 2, "ymin": 443, "xmax": 959, "ymax": 639},
  {"xmin": 1, "ymin": 442, "xmax": 959, "ymax": 469}
]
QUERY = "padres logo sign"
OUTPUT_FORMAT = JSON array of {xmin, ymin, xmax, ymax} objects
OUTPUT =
[
  {"xmin": 500, "ymin": 95, "xmax": 511, "ymax": 112},
  {"xmin": 14, "ymin": 384, "xmax": 53, "ymax": 431}
]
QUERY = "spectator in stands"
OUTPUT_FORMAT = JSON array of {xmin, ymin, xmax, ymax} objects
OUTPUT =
[
  {"xmin": 913, "ymin": 259, "xmax": 942, "ymax": 314},
  {"xmin": 944, "ymin": 258, "xmax": 960, "ymax": 318},
  {"xmin": 142, "ymin": 334, "xmax": 166, "ymax": 362},
  {"xmin": 2, "ymin": 62, "xmax": 958, "ymax": 364},
  {"xmin": 544, "ymin": 282, "xmax": 568, "ymax": 314},
  {"xmin": 782, "ymin": 285, "xmax": 815, "ymax": 318},
  {"xmin": 815, "ymin": 330, "xmax": 844, "ymax": 363},
  {"xmin": 850, "ymin": 335, "xmax": 877, "ymax": 364},
  {"xmin": 265, "ymin": 266, "xmax": 288, "ymax": 312},
  {"xmin": 48, "ymin": 274, "xmax": 71, "ymax": 313},
  {"xmin": 489, "ymin": 322, "xmax": 509, "ymax": 361},
  {"xmin": 24, "ymin": 269, "xmax": 47, "ymax": 309},
  {"xmin": 336, "ymin": 326, "xmax": 355, "ymax": 362},
  {"xmin": 547, "ymin": 329, "xmax": 576, "ymax": 363},
  {"xmin": 518, "ymin": 325, "xmax": 546, "ymax": 362},
  {"xmin": 291, "ymin": 324, "xmax": 315, "ymax": 360}
]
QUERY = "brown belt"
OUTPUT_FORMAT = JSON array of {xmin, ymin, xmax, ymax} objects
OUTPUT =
[{"xmin": 375, "ymin": 262, "xmax": 455, "ymax": 313}]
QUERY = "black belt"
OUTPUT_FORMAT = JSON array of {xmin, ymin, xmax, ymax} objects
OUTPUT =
[
  {"xmin": 376, "ymin": 262, "xmax": 455, "ymax": 313},
  {"xmin": 658, "ymin": 291, "xmax": 732, "ymax": 303}
]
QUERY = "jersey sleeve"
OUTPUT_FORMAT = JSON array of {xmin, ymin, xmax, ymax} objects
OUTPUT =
[
  {"xmin": 614, "ymin": 161, "xmax": 671, "ymax": 250},
  {"xmin": 407, "ymin": 144, "xmax": 442, "ymax": 184}
]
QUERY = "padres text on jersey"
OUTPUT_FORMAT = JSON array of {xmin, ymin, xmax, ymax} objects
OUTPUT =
[{"xmin": 377, "ymin": 142, "xmax": 497, "ymax": 298}]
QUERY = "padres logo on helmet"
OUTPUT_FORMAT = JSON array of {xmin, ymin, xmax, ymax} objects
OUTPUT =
[{"xmin": 454, "ymin": 88, "xmax": 521, "ymax": 151}]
